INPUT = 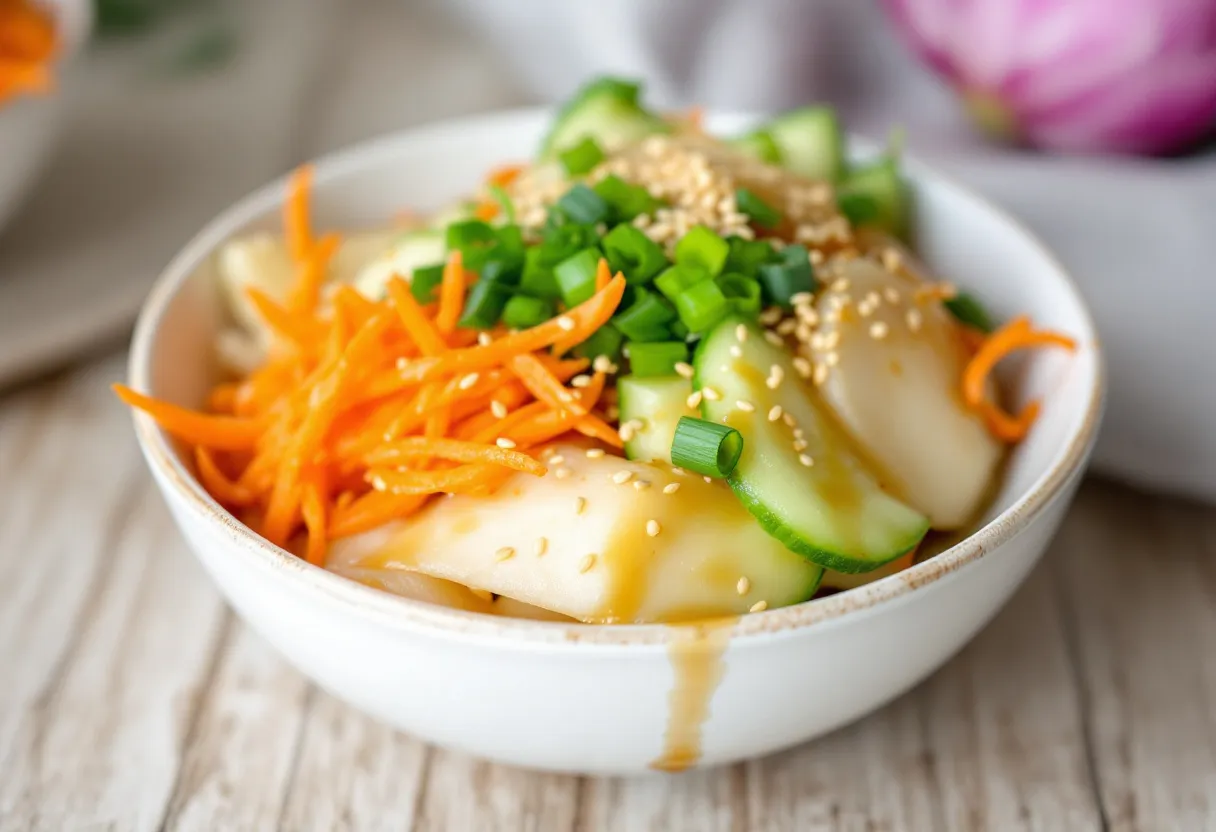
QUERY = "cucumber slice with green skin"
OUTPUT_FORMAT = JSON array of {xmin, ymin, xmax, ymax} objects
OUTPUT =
[
  {"xmin": 353, "ymin": 229, "xmax": 447, "ymax": 301},
  {"xmin": 728, "ymin": 130, "xmax": 784, "ymax": 165},
  {"xmin": 693, "ymin": 316, "xmax": 929, "ymax": 573},
  {"xmin": 763, "ymin": 106, "xmax": 845, "ymax": 182},
  {"xmin": 618, "ymin": 375, "xmax": 694, "ymax": 464},
  {"xmin": 539, "ymin": 77, "xmax": 669, "ymax": 161},
  {"xmin": 838, "ymin": 157, "xmax": 910, "ymax": 239}
]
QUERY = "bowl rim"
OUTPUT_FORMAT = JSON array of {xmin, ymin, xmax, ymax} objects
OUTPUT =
[{"xmin": 127, "ymin": 107, "xmax": 1105, "ymax": 650}]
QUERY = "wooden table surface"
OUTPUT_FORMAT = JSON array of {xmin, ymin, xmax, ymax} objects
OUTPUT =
[{"xmin": 3, "ymin": 2, "xmax": 1216, "ymax": 829}]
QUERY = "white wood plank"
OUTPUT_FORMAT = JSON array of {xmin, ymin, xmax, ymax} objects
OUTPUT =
[
  {"xmin": 277, "ymin": 691, "xmax": 430, "ymax": 832},
  {"xmin": 579, "ymin": 768, "xmax": 743, "ymax": 832},
  {"xmin": 413, "ymin": 751, "xmax": 580, "ymax": 832},
  {"xmin": 1058, "ymin": 482, "xmax": 1216, "ymax": 831}
]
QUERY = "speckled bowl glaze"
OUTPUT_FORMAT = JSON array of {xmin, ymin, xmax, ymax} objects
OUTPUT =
[{"xmin": 126, "ymin": 110, "xmax": 1103, "ymax": 775}]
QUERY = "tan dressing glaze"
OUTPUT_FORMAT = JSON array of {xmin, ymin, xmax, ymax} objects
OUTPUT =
[{"xmin": 650, "ymin": 616, "xmax": 738, "ymax": 772}]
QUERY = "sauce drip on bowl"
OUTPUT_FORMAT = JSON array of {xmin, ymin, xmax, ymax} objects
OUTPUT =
[{"xmin": 650, "ymin": 616, "xmax": 737, "ymax": 772}]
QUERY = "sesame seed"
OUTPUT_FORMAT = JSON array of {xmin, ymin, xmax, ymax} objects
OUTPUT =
[
  {"xmin": 571, "ymin": 374, "xmax": 592, "ymax": 388},
  {"xmin": 702, "ymin": 386, "xmax": 722, "ymax": 401},
  {"xmin": 764, "ymin": 330, "xmax": 785, "ymax": 346},
  {"xmin": 574, "ymin": 496, "xmax": 586, "ymax": 515},
  {"xmin": 593, "ymin": 355, "xmax": 615, "ymax": 373},
  {"xmin": 884, "ymin": 287, "xmax": 901, "ymax": 304},
  {"xmin": 782, "ymin": 412, "xmax": 797, "ymax": 428},
  {"xmin": 633, "ymin": 479, "xmax": 652, "ymax": 491},
  {"xmin": 792, "ymin": 356, "xmax": 813, "ymax": 378},
  {"xmin": 813, "ymin": 364, "xmax": 829, "ymax": 386},
  {"xmin": 458, "ymin": 372, "xmax": 480, "ymax": 390},
  {"xmin": 824, "ymin": 351, "xmax": 840, "ymax": 367},
  {"xmin": 767, "ymin": 364, "xmax": 785, "ymax": 389},
  {"xmin": 799, "ymin": 454, "xmax": 815, "ymax": 467},
  {"xmin": 556, "ymin": 315, "xmax": 576, "ymax": 331},
  {"xmin": 870, "ymin": 321, "xmax": 890, "ymax": 340},
  {"xmin": 557, "ymin": 390, "xmax": 574, "ymax": 403},
  {"xmin": 905, "ymin": 308, "xmax": 923, "ymax": 333},
  {"xmin": 793, "ymin": 428, "xmax": 805, "ymax": 438},
  {"xmin": 729, "ymin": 344, "xmax": 743, "ymax": 358},
  {"xmin": 549, "ymin": 455, "xmax": 565, "ymax": 465},
  {"xmin": 663, "ymin": 482, "xmax": 681, "ymax": 494},
  {"xmin": 749, "ymin": 600, "xmax": 768, "ymax": 613},
  {"xmin": 793, "ymin": 439, "xmax": 808, "ymax": 452},
  {"xmin": 477, "ymin": 332, "xmax": 494, "ymax": 346},
  {"xmin": 585, "ymin": 448, "xmax": 605, "ymax": 459},
  {"xmin": 554, "ymin": 466, "xmax": 572, "ymax": 480},
  {"xmin": 371, "ymin": 475, "xmax": 388, "ymax": 492},
  {"xmin": 579, "ymin": 554, "xmax": 597, "ymax": 573},
  {"xmin": 735, "ymin": 323, "xmax": 749, "ymax": 342},
  {"xmin": 396, "ymin": 357, "xmax": 409, "ymax": 370},
  {"xmin": 496, "ymin": 437, "xmax": 517, "ymax": 449},
  {"xmin": 830, "ymin": 278, "xmax": 851, "ymax": 293},
  {"xmin": 768, "ymin": 405, "xmax": 783, "ymax": 422},
  {"xmin": 823, "ymin": 331, "xmax": 840, "ymax": 349},
  {"xmin": 496, "ymin": 546, "xmax": 516, "ymax": 562},
  {"xmin": 882, "ymin": 248, "xmax": 903, "ymax": 272},
  {"xmin": 790, "ymin": 292, "xmax": 814, "ymax": 306},
  {"xmin": 674, "ymin": 361, "xmax": 695, "ymax": 379},
  {"xmin": 619, "ymin": 424, "xmax": 636, "ymax": 442},
  {"xmin": 776, "ymin": 318, "xmax": 798, "ymax": 336},
  {"xmin": 671, "ymin": 466, "xmax": 688, "ymax": 476},
  {"xmin": 736, "ymin": 399, "xmax": 756, "ymax": 413},
  {"xmin": 612, "ymin": 470, "xmax": 634, "ymax": 485},
  {"xmin": 736, "ymin": 576, "xmax": 751, "ymax": 596},
  {"xmin": 646, "ymin": 519, "xmax": 662, "ymax": 537},
  {"xmin": 759, "ymin": 307, "xmax": 783, "ymax": 325},
  {"xmin": 534, "ymin": 537, "xmax": 548, "ymax": 556},
  {"xmin": 490, "ymin": 400, "xmax": 508, "ymax": 419},
  {"xmin": 704, "ymin": 476, "xmax": 714, "ymax": 484}
]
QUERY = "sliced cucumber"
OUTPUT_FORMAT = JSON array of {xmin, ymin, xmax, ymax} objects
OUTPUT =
[
  {"xmin": 763, "ymin": 106, "xmax": 845, "ymax": 182},
  {"xmin": 618, "ymin": 375, "xmax": 694, "ymax": 464},
  {"xmin": 539, "ymin": 77, "xmax": 668, "ymax": 161},
  {"xmin": 352, "ymin": 229, "xmax": 446, "ymax": 301},
  {"xmin": 838, "ymin": 156, "xmax": 910, "ymax": 239},
  {"xmin": 728, "ymin": 129, "xmax": 784, "ymax": 166},
  {"xmin": 693, "ymin": 316, "xmax": 929, "ymax": 573}
]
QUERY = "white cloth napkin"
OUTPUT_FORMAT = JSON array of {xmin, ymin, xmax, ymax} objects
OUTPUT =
[{"xmin": 443, "ymin": 0, "xmax": 1216, "ymax": 500}]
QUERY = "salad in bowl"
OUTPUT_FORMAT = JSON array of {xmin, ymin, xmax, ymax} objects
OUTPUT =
[{"xmin": 117, "ymin": 78, "xmax": 1077, "ymax": 626}]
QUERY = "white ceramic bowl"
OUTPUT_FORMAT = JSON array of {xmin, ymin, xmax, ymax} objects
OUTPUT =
[
  {"xmin": 0, "ymin": 0, "xmax": 92, "ymax": 233},
  {"xmin": 127, "ymin": 110, "xmax": 1103, "ymax": 775}
]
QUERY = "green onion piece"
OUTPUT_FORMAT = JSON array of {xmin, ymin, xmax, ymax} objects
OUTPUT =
[
  {"xmin": 674, "ymin": 225, "xmax": 730, "ymax": 277},
  {"xmin": 457, "ymin": 281, "xmax": 512, "ymax": 330},
  {"xmin": 944, "ymin": 292, "xmax": 995, "ymax": 333},
  {"xmin": 592, "ymin": 175, "xmax": 662, "ymax": 221},
  {"xmin": 445, "ymin": 220, "xmax": 498, "ymax": 270},
  {"xmin": 674, "ymin": 279, "xmax": 729, "ymax": 332},
  {"xmin": 480, "ymin": 257, "xmax": 522, "ymax": 287},
  {"xmin": 654, "ymin": 263, "xmax": 709, "ymax": 301},
  {"xmin": 519, "ymin": 247, "xmax": 563, "ymax": 298},
  {"xmin": 573, "ymin": 323, "xmax": 624, "ymax": 362},
  {"xmin": 487, "ymin": 184, "xmax": 516, "ymax": 224},
  {"xmin": 724, "ymin": 236, "xmax": 778, "ymax": 279},
  {"xmin": 409, "ymin": 264, "xmax": 445, "ymax": 304},
  {"xmin": 837, "ymin": 192, "xmax": 880, "ymax": 227},
  {"xmin": 670, "ymin": 416, "xmax": 744, "ymax": 478},
  {"xmin": 715, "ymin": 273, "xmax": 763, "ymax": 317},
  {"xmin": 613, "ymin": 287, "xmax": 676, "ymax": 342},
  {"xmin": 555, "ymin": 184, "xmax": 611, "ymax": 226},
  {"xmin": 729, "ymin": 130, "xmax": 783, "ymax": 165},
  {"xmin": 758, "ymin": 244, "xmax": 817, "ymax": 308},
  {"xmin": 601, "ymin": 224, "xmax": 668, "ymax": 284},
  {"xmin": 558, "ymin": 136, "xmax": 606, "ymax": 177},
  {"xmin": 501, "ymin": 294, "xmax": 556, "ymax": 329},
  {"xmin": 670, "ymin": 320, "xmax": 690, "ymax": 341},
  {"xmin": 628, "ymin": 341, "xmax": 688, "ymax": 377},
  {"xmin": 554, "ymin": 247, "xmax": 602, "ymax": 307},
  {"xmin": 734, "ymin": 187, "xmax": 782, "ymax": 229}
]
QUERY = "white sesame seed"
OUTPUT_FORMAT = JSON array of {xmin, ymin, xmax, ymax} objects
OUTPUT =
[
  {"xmin": 749, "ymin": 600, "xmax": 768, "ymax": 613},
  {"xmin": 793, "ymin": 439, "xmax": 808, "ymax": 452},
  {"xmin": 663, "ymin": 482, "xmax": 681, "ymax": 494},
  {"xmin": 612, "ymin": 470, "xmax": 634, "ymax": 485},
  {"xmin": 905, "ymin": 308, "xmax": 923, "ymax": 333},
  {"xmin": 571, "ymin": 374, "xmax": 592, "ymax": 388},
  {"xmin": 496, "ymin": 437, "xmax": 517, "ymax": 449},
  {"xmin": 496, "ymin": 546, "xmax": 516, "ymax": 562},
  {"xmin": 619, "ymin": 424, "xmax": 636, "ymax": 442},
  {"xmin": 704, "ymin": 475, "xmax": 714, "ymax": 484},
  {"xmin": 736, "ymin": 576, "xmax": 751, "ymax": 596},
  {"xmin": 593, "ymin": 355, "xmax": 615, "ymax": 373},
  {"xmin": 782, "ymin": 412, "xmax": 797, "ymax": 428},
  {"xmin": 535, "ymin": 537, "xmax": 548, "ymax": 556},
  {"xmin": 813, "ymin": 363, "xmax": 829, "ymax": 386},
  {"xmin": 371, "ymin": 475, "xmax": 388, "ymax": 492},
  {"xmin": 766, "ymin": 365, "xmax": 785, "ymax": 390},
  {"xmin": 759, "ymin": 307, "xmax": 783, "ymax": 325},
  {"xmin": 790, "ymin": 292, "xmax": 813, "ymax": 306},
  {"xmin": 458, "ymin": 372, "xmax": 480, "ymax": 390},
  {"xmin": 633, "ymin": 479, "xmax": 651, "ymax": 491},
  {"xmin": 793, "ymin": 427, "xmax": 805, "ymax": 438},
  {"xmin": 557, "ymin": 390, "xmax": 574, "ymax": 403},
  {"xmin": 798, "ymin": 454, "xmax": 815, "ymax": 467},
  {"xmin": 585, "ymin": 448, "xmax": 605, "ymax": 459},
  {"xmin": 736, "ymin": 399, "xmax": 756, "ymax": 413},
  {"xmin": 579, "ymin": 554, "xmax": 597, "ymax": 573},
  {"xmin": 554, "ymin": 466, "xmax": 572, "ymax": 480},
  {"xmin": 735, "ymin": 323, "xmax": 749, "ymax": 342},
  {"xmin": 490, "ymin": 400, "xmax": 508, "ymax": 419},
  {"xmin": 792, "ymin": 356, "xmax": 813, "ymax": 378},
  {"xmin": 764, "ymin": 330, "xmax": 785, "ymax": 346},
  {"xmin": 396, "ymin": 357, "xmax": 409, "ymax": 370},
  {"xmin": 702, "ymin": 386, "xmax": 722, "ymax": 401},
  {"xmin": 674, "ymin": 361, "xmax": 695, "ymax": 379},
  {"xmin": 869, "ymin": 321, "xmax": 890, "ymax": 340},
  {"xmin": 548, "ymin": 455, "xmax": 565, "ymax": 465},
  {"xmin": 884, "ymin": 287, "xmax": 902, "ymax": 304},
  {"xmin": 776, "ymin": 318, "xmax": 798, "ymax": 336},
  {"xmin": 556, "ymin": 315, "xmax": 576, "ymax": 331},
  {"xmin": 824, "ymin": 351, "xmax": 840, "ymax": 367},
  {"xmin": 646, "ymin": 519, "xmax": 662, "ymax": 537},
  {"xmin": 477, "ymin": 332, "xmax": 494, "ymax": 347},
  {"xmin": 795, "ymin": 323, "xmax": 813, "ymax": 343},
  {"xmin": 767, "ymin": 405, "xmax": 784, "ymax": 422},
  {"xmin": 729, "ymin": 344, "xmax": 743, "ymax": 358},
  {"xmin": 574, "ymin": 496, "xmax": 586, "ymax": 515}
]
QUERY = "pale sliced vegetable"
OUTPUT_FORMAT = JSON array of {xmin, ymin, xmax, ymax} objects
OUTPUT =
[
  {"xmin": 618, "ymin": 375, "xmax": 694, "ymax": 464},
  {"xmin": 333, "ymin": 444, "xmax": 822, "ymax": 623},
  {"xmin": 810, "ymin": 257, "xmax": 1002, "ymax": 529},
  {"xmin": 352, "ymin": 229, "xmax": 447, "ymax": 301}
]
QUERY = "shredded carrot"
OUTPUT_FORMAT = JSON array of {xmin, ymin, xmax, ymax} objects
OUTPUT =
[
  {"xmin": 330, "ymin": 492, "xmax": 427, "ymax": 539},
  {"xmin": 473, "ymin": 200, "xmax": 499, "ymax": 222},
  {"xmin": 0, "ymin": 1, "xmax": 57, "ymax": 106},
  {"xmin": 386, "ymin": 275, "xmax": 448, "ymax": 356},
  {"xmin": 300, "ymin": 471, "xmax": 329, "ymax": 566},
  {"xmin": 115, "ymin": 385, "xmax": 262, "ymax": 450},
  {"xmin": 435, "ymin": 250, "xmax": 466, "ymax": 335},
  {"xmin": 365, "ymin": 437, "xmax": 546, "ymax": 476},
  {"xmin": 245, "ymin": 286, "xmax": 326, "ymax": 347},
  {"xmin": 284, "ymin": 165, "xmax": 315, "ymax": 263},
  {"xmin": 288, "ymin": 232, "xmax": 340, "ymax": 316},
  {"xmin": 962, "ymin": 316, "xmax": 1078, "ymax": 442},
  {"xmin": 594, "ymin": 257, "xmax": 611, "ymax": 292},
  {"xmin": 194, "ymin": 448, "xmax": 257, "ymax": 506},
  {"xmin": 486, "ymin": 163, "xmax": 524, "ymax": 188},
  {"xmin": 508, "ymin": 353, "xmax": 588, "ymax": 416}
]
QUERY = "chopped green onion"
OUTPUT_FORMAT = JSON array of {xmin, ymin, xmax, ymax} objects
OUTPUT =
[
  {"xmin": 674, "ymin": 279, "xmax": 729, "ymax": 332},
  {"xmin": 715, "ymin": 273, "xmax": 763, "ymax": 317},
  {"xmin": 654, "ymin": 263, "xmax": 709, "ymax": 301},
  {"xmin": 480, "ymin": 257, "xmax": 522, "ymax": 287},
  {"xmin": 447, "ymin": 220, "xmax": 523, "ymax": 273},
  {"xmin": 519, "ymin": 248, "xmax": 563, "ymax": 298},
  {"xmin": 593, "ymin": 175, "xmax": 662, "ymax": 221},
  {"xmin": 487, "ymin": 184, "xmax": 516, "ymax": 225},
  {"xmin": 838, "ymin": 192, "xmax": 880, "ymax": 227},
  {"xmin": 554, "ymin": 184, "xmax": 611, "ymax": 225},
  {"xmin": 628, "ymin": 341, "xmax": 688, "ymax": 377},
  {"xmin": 573, "ymin": 323, "xmax": 624, "ymax": 362},
  {"xmin": 554, "ymin": 247, "xmax": 602, "ymax": 307},
  {"xmin": 457, "ymin": 281, "xmax": 511, "ymax": 330},
  {"xmin": 729, "ymin": 130, "xmax": 783, "ymax": 165},
  {"xmin": 445, "ymin": 219, "xmax": 497, "ymax": 253},
  {"xmin": 944, "ymin": 292, "xmax": 995, "ymax": 332},
  {"xmin": 758, "ymin": 244, "xmax": 816, "ymax": 308},
  {"xmin": 409, "ymin": 264, "xmax": 445, "ymax": 304},
  {"xmin": 670, "ymin": 320, "xmax": 691, "ymax": 341},
  {"xmin": 559, "ymin": 136, "xmax": 606, "ymax": 177},
  {"xmin": 601, "ymin": 224, "xmax": 668, "ymax": 284},
  {"xmin": 613, "ymin": 287, "xmax": 676, "ymax": 342},
  {"xmin": 670, "ymin": 416, "xmax": 744, "ymax": 478},
  {"xmin": 724, "ymin": 236, "xmax": 778, "ymax": 279},
  {"xmin": 734, "ymin": 187, "xmax": 782, "ymax": 229},
  {"xmin": 501, "ymin": 294, "xmax": 556, "ymax": 329},
  {"xmin": 674, "ymin": 225, "xmax": 730, "ymax": 277}
]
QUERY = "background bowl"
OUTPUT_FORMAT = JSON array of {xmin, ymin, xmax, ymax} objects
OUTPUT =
[
  {"xmin": 0, "ymin": 0, "xmax": 92, "ymax": 234},
  {"xmin": 126, "ymin": 110, "xmax": 1103, "ymax": 775}
]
